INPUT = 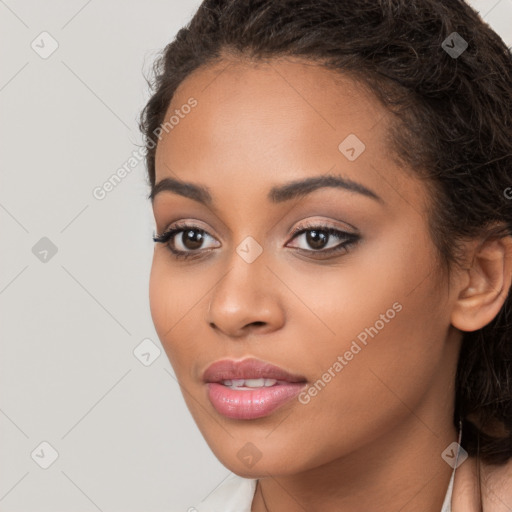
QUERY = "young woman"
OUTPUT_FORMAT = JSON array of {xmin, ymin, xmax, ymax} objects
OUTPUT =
[{"xmin": 139, "ymin": 0, "xmax": 512, "ymax": 510}]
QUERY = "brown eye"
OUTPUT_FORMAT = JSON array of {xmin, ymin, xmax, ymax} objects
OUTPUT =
[
  {"xmin": 153, "ymin": 223, "xmax": 221, "ymax": 260},
  {"xmin": 304, "ymin": 229, "xmax": 329, "ymax": 250},
  {"xmin": 177, "ymin": 229, "xmax": 207, "ymax": 251},
  {"xmin": 288, "ymin": 225, "xmax": 359, "ymax": 254}
]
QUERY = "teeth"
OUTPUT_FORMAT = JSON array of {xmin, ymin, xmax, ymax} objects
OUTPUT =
[
  {"xmin": 245, "ymin": 378, "xmax": 266, "ymax": 387},
  {"xmin": 221, "ymin": 378, "xmax": 278, "ymax": 388}
]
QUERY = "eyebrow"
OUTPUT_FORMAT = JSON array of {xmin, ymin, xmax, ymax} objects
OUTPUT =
[{"xmin": 149, "ymin": 174, "xmax": 383, "ymax": 205}]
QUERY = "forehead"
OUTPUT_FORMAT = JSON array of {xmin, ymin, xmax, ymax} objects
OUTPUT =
[
  {"xmin": 156, "ymin": 57, "xmax": 384, "ymax": 166},
  {"xmin": 153, "ymin": 57, "xmax": 427, "ymax": 215}
]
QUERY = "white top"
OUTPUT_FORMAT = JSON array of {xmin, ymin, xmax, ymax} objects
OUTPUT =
[{"xmin": 193, "ymin": 466, "xmax": 456, "ymax": 512}]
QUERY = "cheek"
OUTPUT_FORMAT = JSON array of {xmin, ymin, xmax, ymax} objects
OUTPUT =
[
  {"xmin": 148, "ymin": 255, "xmax": 172, "ymax": 339},
  {"xmin": 287, "ymin": 237, "xmax": 447, "ymax": 416},
  {"xmin": 149, "ymin": 252, "xmax": 223, "ymax": 377},
  {"xmin": 304, "ymin": 295, "xmax": 445, "ymax": 438},
  {"xmin": 263, "ymin": 293, "xmax": 448, "ymax": 473},
  {"xmin": 149, "ymin": 254, "xmax": 199, "ymax": 367}
]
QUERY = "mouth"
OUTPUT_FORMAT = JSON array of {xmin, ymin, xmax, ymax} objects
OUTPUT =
[
  {"xmin": 218, "ymin": 378, "xmax": 291, "ymax": 389},
  {"xmin": 202, "ymin": 357, "xmax": 307, "ymax": 420},
  {"xmin": 202, "ymin": 357, "xmax": 307, "ymax": 384}
]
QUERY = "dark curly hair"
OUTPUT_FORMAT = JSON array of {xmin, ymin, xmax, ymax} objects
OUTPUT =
[{"xmin": 139, "ymin": 0, "xmax": 512, "ymax": 466}]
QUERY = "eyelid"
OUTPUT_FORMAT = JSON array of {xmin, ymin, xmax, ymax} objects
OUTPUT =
[
  {"xmin": 154, "ymin": 221, "xmax": 220, "ymax": 245},
  {"xmin": 153, "ymin": 204, "xmax": 230, "ymax": 239},
  {"xmin": 155, "ymin": 219, "xmax": 217, "ymax": 239},
  {"xmin": 288, "ymin": 218, "xmax": 359, "ymax": 238}
]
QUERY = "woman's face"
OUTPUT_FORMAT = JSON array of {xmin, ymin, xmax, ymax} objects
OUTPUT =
[{"xmin": 149, "ymin": 58, "xmax": 462, "ymax": 477}]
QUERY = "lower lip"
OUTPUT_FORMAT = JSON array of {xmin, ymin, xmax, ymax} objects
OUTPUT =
[{"xmin": 206, "ymin": 382, "xmax": 306, "ymax": 420}]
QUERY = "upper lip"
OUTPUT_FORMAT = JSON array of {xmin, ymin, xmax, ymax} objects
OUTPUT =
[{"xmin": 202, "ymin": 357, "xmax": 307, "ymax": 383}]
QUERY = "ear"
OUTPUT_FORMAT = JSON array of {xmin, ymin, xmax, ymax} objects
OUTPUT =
[{"xmin": 451, "ymin": 235, "xmax": 512, "ymax": 332}]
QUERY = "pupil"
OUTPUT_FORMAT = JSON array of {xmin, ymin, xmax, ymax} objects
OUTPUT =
[
  {"xmin": 307, "ymin": 230, "xmax": 327, "ymax": 250},
  {"xmin": 183, "ymin": 229, "xmax": 204, "ymax": 250}
]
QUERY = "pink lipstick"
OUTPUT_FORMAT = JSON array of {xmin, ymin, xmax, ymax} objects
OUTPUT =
[{"xmin": 203, "ymin": 358, "xmax": 307, "ymax": 420}]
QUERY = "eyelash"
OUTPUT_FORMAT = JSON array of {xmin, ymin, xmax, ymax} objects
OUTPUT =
[{"xmin": 152, "ymin": 221, "xmax": 360, "ymax": 261}]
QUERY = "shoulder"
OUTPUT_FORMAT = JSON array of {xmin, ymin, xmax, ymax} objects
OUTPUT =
[
  {"xmin": 481, "ymin": 457, "xmax": 512, "ymax": 511},
  {"xmin": 191, "ymin": 473, "xmax": 258, "ymax": 512},
  {"xmin": 452, "ymin": 456, "xmax": 512, "ymax": 512}
]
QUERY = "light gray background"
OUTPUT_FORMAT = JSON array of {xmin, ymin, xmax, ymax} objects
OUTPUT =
[{"xmin": 1, "ymin": 1, "xmax": 511, "ymax": 511}]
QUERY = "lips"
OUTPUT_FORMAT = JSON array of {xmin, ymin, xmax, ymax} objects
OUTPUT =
[
  {"xmin": 202, "ymin": 357, "xmax": 307, "ymax": 384},
  {"xmin": 203, "ymin": 358, "xmax": 307, "ymax": 420}
]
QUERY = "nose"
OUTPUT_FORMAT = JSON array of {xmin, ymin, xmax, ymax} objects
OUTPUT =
[{"xmin": 206, "ymin": 245, "xmax": 286, "ymax": 338}]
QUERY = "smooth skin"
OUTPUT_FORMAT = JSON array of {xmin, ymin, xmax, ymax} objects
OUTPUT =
[{"xmin": 149, "ymin": 56, "xmax": 512, "ymax": 511}]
